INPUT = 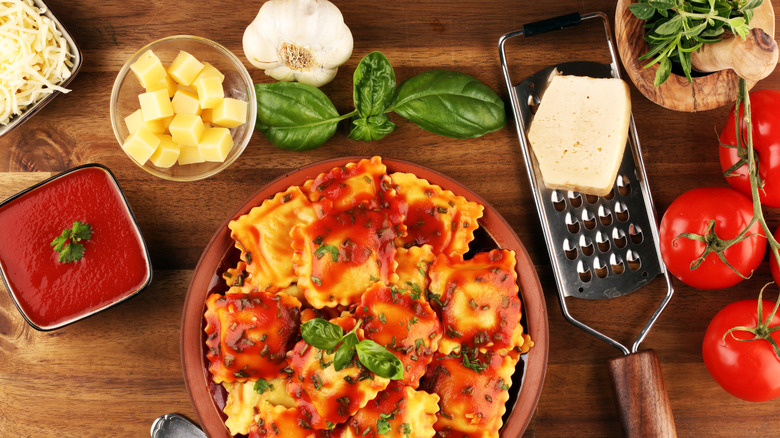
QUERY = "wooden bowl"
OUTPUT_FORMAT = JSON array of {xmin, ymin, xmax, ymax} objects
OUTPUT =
[
  {"xmin": 615, "ymin": 0, "xmax": 742, "ymax": 112},
  {"xmin": 180, "ymin": 157, "xmax": 549, "ymax": 437}
]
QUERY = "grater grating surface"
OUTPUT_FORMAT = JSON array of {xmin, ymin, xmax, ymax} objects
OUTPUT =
[{"xmin": 514, "ymin": 62, "xmax": 663, "ymax": 300}]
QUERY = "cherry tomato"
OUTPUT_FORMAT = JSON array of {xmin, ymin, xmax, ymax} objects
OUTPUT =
[
  {"xmin": 719, "ymin": 89, "xmax": 780, "ymax": 207},
  {"xmin": 702, "ymin": 294, "xmax": 780, "ymax": 402},
  {"xmin": 659, "ymin": 187, "xmax": 765, "ymax": 289}
]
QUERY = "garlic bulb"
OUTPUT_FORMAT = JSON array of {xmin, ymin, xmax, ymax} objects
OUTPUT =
[{"xmin": 243, "ymin": 0, "xmax": 353, "ymax": 87}]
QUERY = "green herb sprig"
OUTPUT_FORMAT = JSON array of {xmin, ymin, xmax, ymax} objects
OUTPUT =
[
  {"xmin": 629, "ymin": 0, "xmax": 763, "ymax": 86},
  {"xmin": 300, "ymin": 318, "xmax": 403, "ymax": 380},
  {"xmin": 50, "ymin": 221, "xmax": 92, "ymax": 263},
  {"xmin": 254, "ymin": 51, "xmax": 506, "ymax": 151}
]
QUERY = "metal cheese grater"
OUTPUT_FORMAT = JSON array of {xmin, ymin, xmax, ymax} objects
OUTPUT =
[{"xmin": 499, "ymin": 12, "xmax": 677, "ymax": 437}]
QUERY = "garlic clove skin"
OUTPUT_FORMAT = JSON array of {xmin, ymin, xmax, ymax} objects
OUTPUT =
[{"xmin": 243, "ymin": 0, "xmax": 353, "ymax": 87}]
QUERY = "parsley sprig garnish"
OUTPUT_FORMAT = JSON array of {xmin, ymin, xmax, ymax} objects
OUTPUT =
[{"xmin": 50, "ymin": 221, "xmax": 92, "ymax": 263}]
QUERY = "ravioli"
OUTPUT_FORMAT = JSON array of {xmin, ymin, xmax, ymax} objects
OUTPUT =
[
  {"xmin": 428, "ymin": 249, "xmax": 529, "ymax": 356},
  {"xmin": 355, "ymin": 282, "xmax": 442, "ymax": 387},
  {"xmin": 421, "ymin": 350, "xmax": 517, "ymax": 438},
  {"xmin": 291, "ymin": 208, "xmax": 399, "ymax": 308},
  {"xmin": 222, "ymin": 374, "xmax": 295, "ymax": 436},
  {"xmin": 228, "ymin": 186, "xmax": 317, "ymax": 291},
  {"xmin": 392, "ymin": 245, "xmax": 435, "ymax": 298},
  {"xmin": 391, "ymin": 172, "xmax": 483, "ymax": 256},
  {"xmin": 287, "ymin": 317, "xmax": 390, "ymax": 429},
  {"xmin": 335, "ymin": 382, "xmax": 440, "ymax": 438},
  {"xmin": 204, "ymin": 291, "xmax": 301, "ymax": 383}
]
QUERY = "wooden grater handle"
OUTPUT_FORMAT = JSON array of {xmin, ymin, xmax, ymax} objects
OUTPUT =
[{"xmin": 608, "ymin": 349, "xmax": 676, "ymax": 438}]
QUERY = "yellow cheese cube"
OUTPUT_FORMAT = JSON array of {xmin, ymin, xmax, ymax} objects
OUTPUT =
[
  {"xmin": 194, "ymin": 76, "xmax": 224, "ymax": 109},
  {"xmin": 168, "ymin": 51, "xmax": 204, "ymax": 86},
  {"xmin": 160, "ymin": 115, "xmax": 175, "ymax": 132},
  {"xmin": 121, "ymin": 126, "xmax": 160, "ymax": 165},
  {"xmin": 138, "ymin": 89, "xmax": 174, "ymax": 121},
  {"xmin": 168, "ymin": 113, "xmax": 205, "ymax": 147},
  {"xmin": 124, "ymin": 109, "xmax": 144, "ymax": 134},
  {"xmin": 145, "ymin": 73, "xmax": 177, "ymax": 98},
  {"xmin": 125, "ymin": 109, "xmax": 166, "ymax": 134},
  {"xmin": 194, "ymin": 62, "xmax": 225, "ymax": 83},
  {"xmin": 171, "ymin": 89, "xmax": 202, "ymax": 115},
  {"xmin": 200, "ymin": 108, "xmax": 213, "ymax": 124},
  {"xmin": 212, "ymin": 98, "xmax": 247, "ymax": 128},
  {"xmin": 150, "ymin": 134, "xmax": 180, "ymax": 168},
  {"xmin": 130, "ymin": 50, "xmax": 167, "ymax": 89},
  {"xmin": 198, "ymin": 127, "xmax": 233, "ymax": 162},
  {"xmin": 178, "ymin": 145, "xmax": 205, "ymax": 165}
]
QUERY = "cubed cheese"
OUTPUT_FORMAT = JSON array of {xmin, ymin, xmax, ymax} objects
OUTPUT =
[
  {"xmin": 130, "ymin": 50, "xmax": 167, "ymax": 89},
  {"xmin": 194, "ymin": 62, "xmax": 225, "ymax": 83},
  {"xmin": 150, "ymin": 134, "xmax": 180, "ymax": 168},
  {"xmin": 527, "ymin": 74, "xmax": 631, "ymax": 197},
  {"xmin": 178, "ymin": 145, "xmax": 205, "ymax": 165},
  {"xmin": 212, "ymin": 98, "xmax": 247, "ymax": 128},
  {"xmin": 198, "ymin": 127, "xmax": 233, "ymax": 162},
  {"xmin": 168, "ymin": 113, "xmax": 205, "ymax": 147},
  {"xmin": 138, "ymin": 89, "xmax": 174, "ymax": 121},
  {"xmin": 125, "ymin": 109, "xmax": 165, "ymax": 134},
  {"xmin": 171, "ymin": 89, "xmax": 202, "ymax": 115},
  {"xmin": 200, "ymin": 108, "xmax": 213, "ymax": 124},
  {"xmin": 145, "ymin": 73, "xmax": 177, "ymax": 98},
  {"xmin": 194, "ymin": 76, "xmax": 224, "ymax": 109},
  {"xmin": 168, "ymin": 50, "xmax": 204, "ymax": 86},
  {"xmin": 121, "ymin": 126, "xmax": 160, "ymax": 165}
]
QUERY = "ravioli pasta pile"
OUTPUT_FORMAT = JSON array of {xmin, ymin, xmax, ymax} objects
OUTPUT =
[{"xmin": 204, "ymin": 157, "xmax": 533, "ymax": 438}]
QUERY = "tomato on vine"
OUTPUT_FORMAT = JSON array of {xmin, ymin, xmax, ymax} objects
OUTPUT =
[
  {"xmin": 658, "ymin": 187, "xmax": 766, "ymax": 289},
  {"xmin": 702, "ymin": 285, "xmax": 780, "ymax": 402},
  {"xmin": 719, "ymin": 89, "xmax": 780, "ymax": 207}
]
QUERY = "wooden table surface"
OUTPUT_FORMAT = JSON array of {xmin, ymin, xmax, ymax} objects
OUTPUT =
[{"xmin": 1, "ymin": 1, "xmax": 780, "ymax": 437}]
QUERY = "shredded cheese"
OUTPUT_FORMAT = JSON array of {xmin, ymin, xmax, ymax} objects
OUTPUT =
[{"xmin": 0, "ymin": 0, "xmax": 73, "ymax": 125}]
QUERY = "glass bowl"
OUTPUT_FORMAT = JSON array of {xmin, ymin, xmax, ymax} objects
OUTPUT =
[{"xmin": 110, "ymin": 35, "xmax": 256, "ymax": 182}]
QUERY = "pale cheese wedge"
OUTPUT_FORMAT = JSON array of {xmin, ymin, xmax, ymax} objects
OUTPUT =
[{"xmin": 527, "ymin": 74, "xmax": 631, "ymax": 197}]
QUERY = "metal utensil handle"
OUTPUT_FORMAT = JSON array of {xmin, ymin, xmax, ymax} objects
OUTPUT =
[
  {"xmin": 151, "ymin": 413, "xmax": 206, "ymax": 438},
  {"xmin": 523, "ymin": 12, "xmax": 582, "ymax": 36}
]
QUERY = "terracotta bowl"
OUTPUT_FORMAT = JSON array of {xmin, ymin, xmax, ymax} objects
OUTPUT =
[
  {"xmin": 181, "ymin": 157, "xmax": 549, "ymax": 437},
  {"xmin": 615, "ymin": 0, "xmax": 743, "ymax": 112}
]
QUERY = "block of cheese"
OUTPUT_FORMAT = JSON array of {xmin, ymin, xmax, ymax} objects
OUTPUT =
[
  {"xmin": 171, "ymin": 89, "xmax": 202, "ymax": 115},
  {"xmin": 194, "ymin": 76, "xmax": 224, "ymax": 109},
  {"xmin": 138, "ymin": 89, "xmax": 174, "ymax": 121},
  {"xmin": 168, "ymin": 51, "xmax": 205, "ymax": 86},
  {"xmin": 178, "ymin": 144, "xmax": 205, "ymax": 165},
  {"xmin": 212, "ymin": 98, "xmax": 247, "ymax": 128},
  {"xmin": 195, "ymin": 62, "xmax": 225, "ymax": 83},
  {"xmin": 146, "ymin": 73, "xmax": 177, "ymax": 98},
  {"xmin": 169, "ymin": 113, "xmax": 205, "ymax": 147},
  {"xmin": 150, "ymin": 134, "xmax": 180, "ymax": 168},
  {"xmin": 199, "ymin": 127, "xmax": 233, "ymax": 162},
  {"xmin": 122, "ymin": 126, "xmax": 160, "ymax": 165},
  {"xmin": 130, "ymin": 50, "xmax": 167, "ymax": 89},
  {"xmin": 527, "ymin": 74, "xmax": 631, "ymax": 197}
]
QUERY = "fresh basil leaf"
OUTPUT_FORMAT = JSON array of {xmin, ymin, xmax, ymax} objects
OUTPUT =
[
  {"xmin": 254, "ymin": 82, "xmax": 340, "ymax": 151},
  {"xmin": 348, "ymin": 114, "xmax": 396, "ymax": 141},
  {"xmin": 629, "ymin": 3, "xmax": 656, "ymax": 20},
  {"xmin": 301, "ymin": 318, "xmax": 344, "ymax": 350},
  {"xmin": 355, "ymin": 339, "xmax": 403, "ymax": 380},
  {"xmin": 334, "ymin": 332, "xmax": 359, "ymax": 371},
  {"xmin": 353, "ymin": 51, "xmax": 396, "ymax": 117},
  {"xmin": 389, "ymin": 70, "xmax": 505, "ymax": 139}
]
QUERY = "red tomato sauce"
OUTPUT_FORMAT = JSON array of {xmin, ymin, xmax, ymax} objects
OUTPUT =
[{"xmin": 0, "ymin": 165, "xmax": 151, "ymax": 330}]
